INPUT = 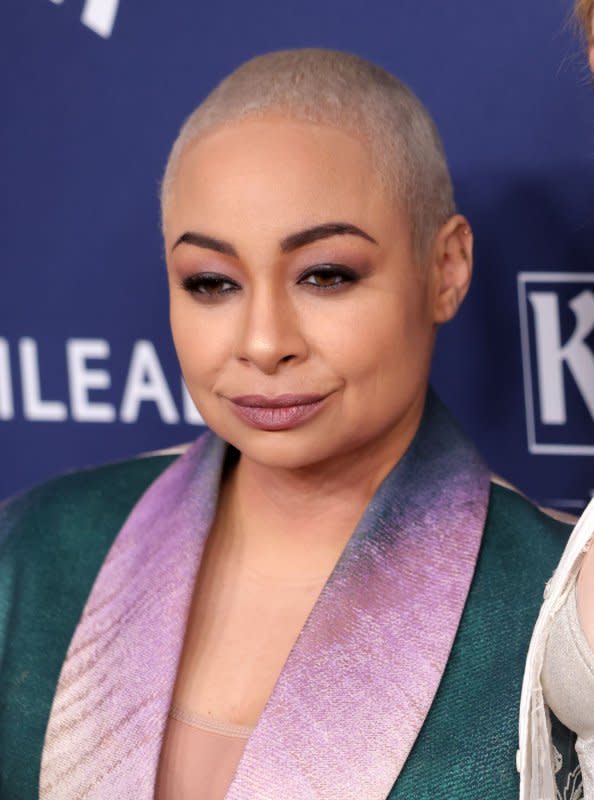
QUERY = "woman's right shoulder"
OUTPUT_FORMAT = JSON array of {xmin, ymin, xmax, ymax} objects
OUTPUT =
[
  {"xmin": 0, "ymin": 449, "xmax": 189, "ymax": 682},
  {"xmin": 0, "ymin": 447, "xmax": 188, "ymax": 781},
  {"xmin": 0, "ymin": 449, "xmax": 183, "ymax": 563}
]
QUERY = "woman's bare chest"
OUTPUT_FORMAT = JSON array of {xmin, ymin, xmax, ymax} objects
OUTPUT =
[{"xmin": 171, "ymin": 534, "xmax": 328, "ymax": 727}]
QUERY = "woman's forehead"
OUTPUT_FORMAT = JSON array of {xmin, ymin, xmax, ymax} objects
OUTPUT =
[
  {"xmin": 180, "ymin": 116, "xmax": 375, "ymax": 179},
  {"xmin": 165, "ymin": 117, "xmax": 396, "ymax": 229}
]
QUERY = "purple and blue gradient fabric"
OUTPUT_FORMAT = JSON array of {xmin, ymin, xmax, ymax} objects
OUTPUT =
[{"xmin": 40, "ymin": 392, "xmax": 490, "ymax": 799}]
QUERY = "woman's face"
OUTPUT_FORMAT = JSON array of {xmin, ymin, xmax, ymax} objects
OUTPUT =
[{"xmin": 163, "ymin": 117, "xmax": 442, "ymax": 470}]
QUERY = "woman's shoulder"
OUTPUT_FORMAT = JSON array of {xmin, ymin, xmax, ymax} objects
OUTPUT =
[
  {"xmin": 488, "ymin": 476, "xmax": 576, "ymax": 531},
  {"xmin": 0, "ymin": 446, "xmax": 186, "ymax": 555},
  {"xmin": 483, "ymin": 477, "xmax": 576, "ymax": 578},
  {"xmin": 0, "ymin": 437, "xmax": 209, "ymax": 591},
  {"xmin": 0, "ymin": 444, "xmax": 189, "ymax": 792},
  {"xmin": 0, "ymin": 442, "xmax": 204, "ymax": 750}
]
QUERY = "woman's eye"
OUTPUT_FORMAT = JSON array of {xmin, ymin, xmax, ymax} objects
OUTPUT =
[
  {"xmin": 182, "ymin": 274, "xmax": 239, "ymax": 297},
  {"xmin": 299, "ymin": 266, "xmax": 357, "ymax": 290}
]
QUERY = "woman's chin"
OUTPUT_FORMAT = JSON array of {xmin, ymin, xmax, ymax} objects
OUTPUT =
[{"xmin": 230, "ymin": 432, "xmax": 341, "ymax": 471}]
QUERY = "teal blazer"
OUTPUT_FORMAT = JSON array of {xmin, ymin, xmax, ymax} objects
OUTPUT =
[{"xmin": 0, "ymin": 408, "xmax": 575, "ymax": 799}]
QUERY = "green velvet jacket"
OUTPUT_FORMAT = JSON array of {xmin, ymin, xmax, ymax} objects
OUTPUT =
[{"xmin": 0, "ymin": 453, "xmax": 572, "ymax": 799}]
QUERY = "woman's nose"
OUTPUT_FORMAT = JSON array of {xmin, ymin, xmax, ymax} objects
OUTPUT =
[{"xmin": 233, "ymin": 286, "xmax": 308, "ymax": 374}]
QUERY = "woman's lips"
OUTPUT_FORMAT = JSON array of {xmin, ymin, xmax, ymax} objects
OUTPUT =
[{"xmin": 228, "ymin": 393, "xmax": 330, "ymax": 430}]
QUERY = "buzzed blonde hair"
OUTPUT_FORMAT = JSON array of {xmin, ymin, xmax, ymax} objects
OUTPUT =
[{"xmin": 161, "ymin": 48, "xmax": 456, "ymax": 266}]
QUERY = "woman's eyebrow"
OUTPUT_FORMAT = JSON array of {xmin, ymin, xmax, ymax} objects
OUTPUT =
[
  {"xmin": 171, "ymin": 222, "xmax": 377, "ymax": 256},
  {"xmin": 171, "ymin": 232, "xmax": 237, "ymax": 256},
  {"xmin": 280, "ymin": 222, "xmax": 378, "ymax": 252}
]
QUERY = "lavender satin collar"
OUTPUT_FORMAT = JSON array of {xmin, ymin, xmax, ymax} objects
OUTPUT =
[{"xmin": 40, "ymin": 391, "xmax": 490, "ymax": 799}]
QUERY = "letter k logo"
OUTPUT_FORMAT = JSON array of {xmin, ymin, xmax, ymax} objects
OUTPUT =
[{"xmin": 529, "ymin": 289, "xmax": 594, "ymax": 425}]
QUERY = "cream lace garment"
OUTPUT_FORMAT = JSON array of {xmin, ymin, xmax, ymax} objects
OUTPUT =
[{"xmin": 518, "ymin": 497, "xmax": 594, "ymax": 800}]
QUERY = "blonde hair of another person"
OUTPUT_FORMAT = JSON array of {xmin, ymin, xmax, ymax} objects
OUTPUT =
[
  {"xmin": 160, "ymin": 48, "xmax": 455, "ymax": 268},
  {"xmin": 575, "ymin": 0, "xmax": 594, "ymax": 69},
  {"xmin": 576, "ymin": 0, "xmax": 594, "ymax": 35}
]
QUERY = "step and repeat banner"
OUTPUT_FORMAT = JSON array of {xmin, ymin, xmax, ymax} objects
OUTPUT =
[{"xmin": 1, "ymin": 0, "xmax": 593, "ymax": 510}]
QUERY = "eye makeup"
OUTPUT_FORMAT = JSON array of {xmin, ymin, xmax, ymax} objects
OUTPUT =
[
  {"xmin": 296, "ymin": 264, "xmax": 360, "ymax": 291},
  {"xmin": 180, "ymin": 263, "xmax": 361, "ymax": 300},
  {"xmin": 181, "ymin": 272, "xmax": 240, "ymax": 298}
]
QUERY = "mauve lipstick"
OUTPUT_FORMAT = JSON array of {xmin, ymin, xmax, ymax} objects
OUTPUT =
[{"xmin": 228, "ymin": 393, "xmax": 330, "ymax": 430}]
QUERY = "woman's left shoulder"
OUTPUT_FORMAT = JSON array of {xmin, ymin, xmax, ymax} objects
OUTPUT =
[{"xmin": 483, "ymin": 479, "xmax": 574, "ymax": 574}]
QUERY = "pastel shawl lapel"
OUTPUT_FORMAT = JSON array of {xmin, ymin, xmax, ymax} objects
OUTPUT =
[{"xmin": 40, "ymin": 391, "xmax": 490, "ymax": 799}]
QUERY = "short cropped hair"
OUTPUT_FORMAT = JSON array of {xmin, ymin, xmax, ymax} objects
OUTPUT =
[{"xmin": 161, "ymin": 48, "xmax": 456, "ymax": 266}]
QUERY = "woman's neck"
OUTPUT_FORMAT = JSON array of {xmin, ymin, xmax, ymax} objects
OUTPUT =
[{"xmin": 215, "ymin": 401, "xmax": 423, "ymax": 582}]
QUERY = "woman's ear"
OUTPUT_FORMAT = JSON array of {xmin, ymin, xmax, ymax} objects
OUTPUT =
[{"xmin": 429, "ymin": 214, "xmax": 473, "ymax": 324}]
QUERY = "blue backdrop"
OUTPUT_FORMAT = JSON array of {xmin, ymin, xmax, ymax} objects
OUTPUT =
[{"xmin": 1, "ymin": 0, "xmax": 593, "ymax": 511}]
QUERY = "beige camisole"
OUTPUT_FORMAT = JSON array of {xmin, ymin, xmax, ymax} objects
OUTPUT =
[
  {"xmin": 541, "ymin": 581, "xmax": 594, "ymax": 796},
  {"xmin": 155, "ymin": 705, "xmax": 253, "ymax": 800}
]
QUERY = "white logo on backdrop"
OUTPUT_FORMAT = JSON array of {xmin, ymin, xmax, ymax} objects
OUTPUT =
[
  {"xmin": 49, "ymin": 0, "xmax": 119, "ymax": 39},
  {"xmin": 518, "ymin": 272, "xmax": 594, "ymax": 455},
  {"xmin": 0, "ymin": 337, "xmax": 203, "ymax": 425}
]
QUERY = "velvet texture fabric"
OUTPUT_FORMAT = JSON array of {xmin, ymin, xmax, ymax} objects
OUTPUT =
[{"xmin": 0, "ymin": 393, "xmax": 573, "ymax": 799}]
